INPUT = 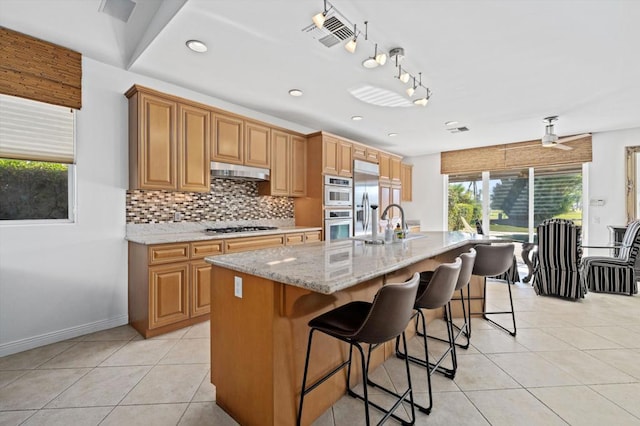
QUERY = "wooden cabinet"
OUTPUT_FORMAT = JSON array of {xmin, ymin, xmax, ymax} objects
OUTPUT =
[
  {"xmin": 322, "ymin": 135, "xmax": 352, "ymax": 177},
  {"xmin": 178, "ymin": 104, "xmax": 211, "ymax": 192},
  {"xmin": 244, "ymin": 121, "xmax": 271, "ymax": 168},
  {"xmin": 212, "ymin": 113, "xmax": 244, "ymax": 165},
  {"xmin": 305, "ymin": 230, "xmax": 322, "ymax": 242},
  {"xmin": 212, "ymin": 116, "xmax": 273, "ymax": 169},
  {"xmin": 380, "ymin": 183, "xmax": 402, "ymax": 221},
  {"xmin": 285, "ymin": 233, "xmax": 305, "ymax": 246},
  {"xmin": 390, "ymin": 156, "xmax": 402, "ymax": 184},
  {"xmin": 401, "ymin": 163, "xmax": 413, "ymax": 201},
  {"xmin": 129, "ymin": 240, "xmax": 222, "ymax": 338},
  {"xmin": 379, "ymin": 153, "xmax": 391, "ymax": 182},
  {"xmin": 259, "ymin": 131, "xmax": 307, "ymax": 197},
  {"xmin": 149, "ymin": 263, "xmax": 190, "ymax": 329},
  {"xmin": 352, "ymin": 143, "xmax": 367, "ymax": 160},
  {"xmin": 366, "ymin": 148, "xmax": 379, "ymax": 163},
  {"xmin": 225, "ymin": 234, "xmax": 285, "ymax": 253},
  {"xmin": 126, "ymin": 86, "xmax": 210, "ymax": 192}
]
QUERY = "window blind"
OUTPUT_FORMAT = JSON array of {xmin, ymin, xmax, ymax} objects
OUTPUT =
[{"xmin": 0, "ymin": 93, "xmax": 75, "ymax": 164}]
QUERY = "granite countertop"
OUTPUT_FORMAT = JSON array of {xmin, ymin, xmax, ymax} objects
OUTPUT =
[
  {"xmin": 206, "ymin": 231, "xmax": 508, "ymax": 294},
  {"xmin": 126, "ymin": 225, "xmax": 322, "ymax": 245}
]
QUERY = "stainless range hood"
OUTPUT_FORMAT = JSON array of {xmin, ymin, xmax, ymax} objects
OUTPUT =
[{"xmin": 210, "ymin": 162, "xmax": 270, "ymax": 181}]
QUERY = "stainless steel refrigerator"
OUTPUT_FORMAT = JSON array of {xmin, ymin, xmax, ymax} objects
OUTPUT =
[{"xmin": 353, "ymin": 159, "xmax": 380, "ymax": 236}]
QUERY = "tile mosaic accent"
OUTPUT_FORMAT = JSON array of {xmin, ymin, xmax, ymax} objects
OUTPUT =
[{"xmin": 126, "ymin": 179, "xmax": 294, "ymax": 224}]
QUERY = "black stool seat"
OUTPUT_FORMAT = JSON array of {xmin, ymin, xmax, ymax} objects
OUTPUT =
[{"xmin": 297, "ymin": 273, "xmax": 421, "ymax": 426}]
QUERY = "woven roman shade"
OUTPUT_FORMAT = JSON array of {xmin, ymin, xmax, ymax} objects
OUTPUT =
[
  {"xmin": 0, "ymin": 27, "xmax": 82, "ymax": 110},
  {"xmin": 441, "ymin": 135, "xmax": 592, "ymax": 175}
]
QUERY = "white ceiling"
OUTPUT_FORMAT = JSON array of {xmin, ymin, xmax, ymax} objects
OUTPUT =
[{"xmin": 2, "ymin": 0, "xmax": 640, "ymax": 157}]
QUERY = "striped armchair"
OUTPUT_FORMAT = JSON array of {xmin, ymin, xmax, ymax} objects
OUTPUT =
[
  {"xmin": 581, "ymin": 220, "xmax": 640, "ymax": 295},
  {"xmin": 532, "ymin": 219, "xmax": 585, "ymax": 299}
]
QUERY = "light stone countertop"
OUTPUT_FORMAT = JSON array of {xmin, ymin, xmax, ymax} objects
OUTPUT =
[
  {"xmin": 206, "ymin": 231, "xmax": 509, "ymax": 294},
  {"xmin": 126, "ymin": 225, "xmax": 322, "ymax": 245}
]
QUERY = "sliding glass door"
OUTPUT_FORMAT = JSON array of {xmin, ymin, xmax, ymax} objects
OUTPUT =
[
  {"xmin": 448, "ymin": 173, "xmax": 482, "ymax": 232},
  {"xmin": 489, "ymin": 169, "xmax": 529, "ymax": 242}
]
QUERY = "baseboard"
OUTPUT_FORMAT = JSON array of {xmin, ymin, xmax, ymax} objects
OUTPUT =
[{"xmin": 0, "ymin": 315, "xmax": 129, "ymax": 357}]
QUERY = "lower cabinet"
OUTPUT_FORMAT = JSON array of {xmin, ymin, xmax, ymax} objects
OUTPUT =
[
  {"xmin": 129, "ymin": 241, "xmax": 222, "ymax": 338},
  {"xmin": 129, "ymin": 230, "xmax": 321, "ymax": 337}
]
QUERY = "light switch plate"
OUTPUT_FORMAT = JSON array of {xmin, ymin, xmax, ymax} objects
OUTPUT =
[{"xmin": 234, "ymin": 276, "xmax": 242, "ymax": 298}]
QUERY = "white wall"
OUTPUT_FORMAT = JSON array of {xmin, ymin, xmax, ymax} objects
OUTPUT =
[
  {"xmin": 586, "ymin": 127, "xmax": 640, "ymax": 245},
  {"xmin": 401, "ymin": 153, "xmax": 445, "ymax": 231},
  {"xmin": 0, "ymin": 58, "xmax": 313, "ymax": 356},
  {"xmin": 401, "ymin": 127, "xmax": 640, "ymax": 242}
]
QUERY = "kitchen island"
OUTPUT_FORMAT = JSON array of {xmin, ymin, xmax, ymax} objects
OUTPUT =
[{"xmin": 206, "ymin": 232, "xmax": 504, "ymax": 426}]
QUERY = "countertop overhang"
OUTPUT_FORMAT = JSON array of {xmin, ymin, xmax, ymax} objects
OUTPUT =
[{"xmin": 206, "ymin": 231, "xmax": 510, "ymax": 294}]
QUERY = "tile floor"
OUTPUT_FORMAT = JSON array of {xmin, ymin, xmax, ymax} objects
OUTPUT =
[{"xmin": 1, "ymin": 280, "xmax": 640, "ymax": 425}]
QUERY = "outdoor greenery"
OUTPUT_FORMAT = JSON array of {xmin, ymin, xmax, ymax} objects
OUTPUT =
[
  {"xmin": 448, "ymin": 183, "xmax": 481, "ymax": 230},
  {"xmin": 0, "ymin": 159, "xmax": 69, "ymax": 220}
]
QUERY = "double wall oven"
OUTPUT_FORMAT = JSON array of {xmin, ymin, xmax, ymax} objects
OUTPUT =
[{"xmin": 324, "ymin": 175, "xmax": 353, "ymax": 241}]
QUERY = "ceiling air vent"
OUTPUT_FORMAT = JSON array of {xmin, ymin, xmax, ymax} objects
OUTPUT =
[
  {"xmin": 302, "ymin": 10, "xmax": 355, "ymax": 48},
  {"xmin": 448, "ymin": 126, "xmax": 470, "ymax": 133}
]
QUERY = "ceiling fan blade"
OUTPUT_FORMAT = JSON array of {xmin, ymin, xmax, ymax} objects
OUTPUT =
[
  {"xmin": 553, "ymin": 143, "xmax": 573, "ymax": 151},
  {"xmin": 557, "ymin": 133, "xmax": 591, "ymax": 143}
]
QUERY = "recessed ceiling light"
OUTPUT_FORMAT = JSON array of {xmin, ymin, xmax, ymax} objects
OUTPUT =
[
  {"xmin": 288, "ymin": 89, "xmax": 303, "ymax": 97},
  {"xmin": 388, "ymin": 133, "xmax": 398, "ymax": 137},
  {"xmin": 351, "ymin": 115, "xmax": 363, "ymax": 121},
  {"xmin": 444, "ymin": 121, "xmax": 459, "ymax": 126},
  {"xmin": 186, "ymin": 40, "xmax": 207, "ymax": 53}
]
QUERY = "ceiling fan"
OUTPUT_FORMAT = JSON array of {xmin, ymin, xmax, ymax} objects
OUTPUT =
[{"xmin": 501, "ymin": 116, "xmax": 590, "ymax": 151}]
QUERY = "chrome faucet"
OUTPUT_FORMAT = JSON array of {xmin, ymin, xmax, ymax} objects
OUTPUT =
[{"xmin": 380, "ymin": 204, "xmax": 407, "ymax": 235}]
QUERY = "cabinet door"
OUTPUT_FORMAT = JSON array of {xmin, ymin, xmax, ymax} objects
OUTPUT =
[
  {"xmin": 212, "ymin": 114, "xmax": 244, "ymax": 164},
  {"xmin": 365, "ymin": 148, "xmax": 379, "ymax": 164},
  {"xmin": 401, "ymin": 163, "xmax": 413, "ymax": 201},
  {"xmin": 305, "ymin": 231, "xmax": 322, "ymax": 243},
  {"xmin": 149, "ymin": 263, "xmax": 189, "ymax": 329},
  {"xmin": 270, "ymin": 130, "xmax": 291, "ymax": 196},
  {"xmin": 290, "ymin": 135, "xmax": 307, "ymax": 197},
  {"xmin": 191, "ymin": 260, "xmax": 211, "ymax": 317},
  {"xmin": 380, "ymin": 184, "xmax": 391, "ymax": 221},
  {"xmin": 379, "ymin": 153, "xmax": 391, "ymax": 182},
  {"xmin": 338, "ymin": 141, "xmax": 353, "ymax": 177},
  {"xmin": 322, "ymin": 136, "xmax": 339, "ymax": 175},
  {"xmin": 245, "ymin": 121, "xmax": 271, "ymax": 168},
  {"xmin": 285, "ymin": 233, "xmax": 305, "ymax": 245},
  {"xmin": 178, "ymin": 104, "xmax": 210, "ymax": 192},
  {"xmin": 139, "ymin": 93, "xmax": 177, "ymax": 190},
  {"xmin": 390, "ymin": 156, "xmax": 402, "ymax": 184},
  {"xmin": 352, "ymin": 144, "xmax": 367, "ymax": 160},
  {"xmin": 391, "ymin": 185, "xmax": 402, "ymax": 219}
]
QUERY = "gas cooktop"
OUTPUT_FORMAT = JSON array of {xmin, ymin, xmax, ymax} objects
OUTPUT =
[{"xmin": 204, "ymin": 226, "xmax": 278, "ymax": 234}]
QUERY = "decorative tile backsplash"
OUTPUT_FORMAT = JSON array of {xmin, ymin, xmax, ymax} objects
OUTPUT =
[{"xmin": 126, "ymin": 179, "xmax": 294, "ymax": 224}]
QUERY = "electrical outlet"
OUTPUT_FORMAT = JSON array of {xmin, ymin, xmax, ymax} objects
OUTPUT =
[
  {"xmin": 234, "ymin": 276, "xmax": 242, "ymax": 298},
  {"xmin": 174, "ymin": 211, "xmax": 183, "ymax": 221}
]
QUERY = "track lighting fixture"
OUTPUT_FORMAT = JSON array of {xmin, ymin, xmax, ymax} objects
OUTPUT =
[
  {"xmin": 344, "ymin": 24, "xmax": 357, "ymax": 53},
  {"xmin": 312, "ymin": 0, "xmax": 331, "ymax": 28},
  {"xmin": 307, "ymin": 1, "xmax": 432, "ymax": 107}
]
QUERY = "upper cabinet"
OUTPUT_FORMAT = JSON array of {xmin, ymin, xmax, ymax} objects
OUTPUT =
[
  {"xmin": 212, "ymin": 114, "xmax": 244, "ymax": 165},
  {"xmin": 259, "ymin": 130, "xmax": 307, "ymax": 197},
  {"xmin": 244, "ymin": 121, "xmax": 271, "ymax": 168},
  {"xmin": 401, "ymin": 163, "xmax": 413, "ymax": 201},
  {"xmin": 379, "ymin": 152, "xmax": 402, "ymax": 184},
  {"xmin": 322, "ymin": 135, "xmax": 352, "ymax": 177},
  {"xmin": 127, "ymin": 85, "xmax": 210, "ymax": 193},
  {"xmin": 211, "ymin": 115, "xmax": 272, "ymax": 169}
]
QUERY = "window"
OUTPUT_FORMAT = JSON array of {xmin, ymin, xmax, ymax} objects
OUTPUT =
[
  {"xmin": 489, "ymin": 169, "xmax": 529, "ymax": 242},
  {"xmin": 533, "ymin": 165, "xmax": 582, "ymax": 227},
  {"xmin": 448, "ymin": 173, "xmax": 482, "ymax": 232},
  {"xmin": 0, "ymin": 94, "xmax": 76, "ymax": 221}
]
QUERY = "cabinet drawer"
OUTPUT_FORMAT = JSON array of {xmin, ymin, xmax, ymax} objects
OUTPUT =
[
  {"xmin": 225, "ymin": 235, "xmax": 285, "ymax": 253},
  {"xmin": 305, "ymin": 231, "xmax": 322, "ymax": 243},
  {"xmin": 149, "ymin": 243, "xmax": 190, "ymax": 265},
  {"xmin": 191, "ymin": 241, "xmax": 224, "ymax": 259},
  {"xmin": 285, "ymin": 233, "xmax": 305, "ymax": 246}
]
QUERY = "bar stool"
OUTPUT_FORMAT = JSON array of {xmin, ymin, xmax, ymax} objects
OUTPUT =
[
  {"xmin": 395, "ymin": 258, "xmax": 462, "ymax": 414},
  {"xmin": 472, "ymin": 243, "xmax": 517, "ymax": 336},
  {"xmin": 418, "ymin": 248, "xmax": 476, "ymax": 378},
  {"xmin": 297, "ymin": 273, "xmax": 420, "ymax": 426}
]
